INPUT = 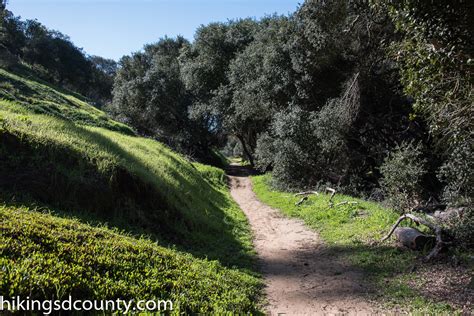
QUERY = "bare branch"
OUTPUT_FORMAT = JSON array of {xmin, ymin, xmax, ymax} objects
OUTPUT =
[
  {"xmin": 326, "ymin": 187, "xmax": 336, "ymax": 201},
  {"xmin": 326, "ymin": 187, "xmax": 336, "ymax": 207},
  {"xmin": 380, "ymin": 214, "xmax": 415, "ymax": 242},
  {"xmin": 295, "ymin": 196, "xmax": 308, "ymax": 206},
  {"xmin": 380, "ymin": 213, "xmax": 449, "ymax": 261},
  {"xmin": 294, "ymin": 191, "xmax": 319, "ymax": 197}
]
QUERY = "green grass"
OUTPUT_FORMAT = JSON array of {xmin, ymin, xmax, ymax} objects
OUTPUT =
[
  {"xmin": 0, "ymin": 109, "xmax": 256, "ymax": 268},
  {"xmin": 251, "ymin": 174, "xmax": 462, "ymax": 314},
  {"xmin": 252, "ymin": 175, "xmax": 397, "ymax": 244},
  {"xmin": 0, "ymin": 68, "xmax": 133, "ymax": 134},
  {"xmin": 0, "ymin": 204, "xmax": 261, "ymax": 314},
  {"xmin": 0, "ymin": 67, "xmax": 263, "ymax": 313},
  {"xmin": 228, "ymin": 156, "xmax": 251, "ymax": 166}
]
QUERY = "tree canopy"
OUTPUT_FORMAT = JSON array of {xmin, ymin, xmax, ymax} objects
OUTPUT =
[{"xmin": 0, "ymin": 8, "xmax": 116, "ymax": 105}]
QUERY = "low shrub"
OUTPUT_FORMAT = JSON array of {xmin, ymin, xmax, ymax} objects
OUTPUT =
[
  {"xmin": 438, "ymin": 141, "xmax": 473, "ymax": 207},
  {"xmin": 379, "ymin": 142, "xmax": 427, "ymax": 212},
  {"xmin": 445, "ymin": 207, "xmax": 474, "ymax": 250}
]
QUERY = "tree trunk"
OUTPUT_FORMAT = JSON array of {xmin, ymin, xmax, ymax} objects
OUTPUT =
[
  {"xmin": 236, "ymin": 135, "xmax": 254, "ymax": 166},
  {"xmin": 394, "ymin": 227, "xmax": 435, "ymax": 250},
  {"xmin": 381, "ymin": 213, "xmax": 449, "ymax": 261}
]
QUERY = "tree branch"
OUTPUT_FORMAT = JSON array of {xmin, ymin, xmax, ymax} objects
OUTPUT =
[
  {"xmin": 380, "ymin": 214, "xmax": 449, "ymax": 261},
  {"xmin": 326, "ymin": 187, "xmax": 336, "ymax": 206},
  {"xmin": 295, "ymin": 196, "xmax": 308, "ymax": 206},
  {"xmin": 294, "ymin": 191, "xmax": 319, "ymax": 197}
]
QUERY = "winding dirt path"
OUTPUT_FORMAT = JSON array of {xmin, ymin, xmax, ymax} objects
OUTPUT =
[{"xmin": 227, "ymin": 165, "xmax": 378, "ymax": 315}]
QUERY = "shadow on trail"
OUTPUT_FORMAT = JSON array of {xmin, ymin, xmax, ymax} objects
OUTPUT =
[
  {"xmin": 257, "ymin": 237, "xmax": 432, "ymax": 304},
  {"xmin": 225, "ymin": 164, "xmax": 259, "ymax": 177}
]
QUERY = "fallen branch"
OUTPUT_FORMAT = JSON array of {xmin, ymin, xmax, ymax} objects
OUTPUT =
[
  {"xmin": 326, "ymin": 187, "xmax": 336, "ymax": 207},
  {"xmin": 380, "ymin": 214, "xmax": 449, "ymax": 261},
  {"xmin": 326, "ymin": 187, "xmax": 336, "ymax": 201},
  {"xmin": 295, "ymin": 196, "xmax": 308, "ymax": 206},
  {"xmin": 294, "ymin": 191, "xmax": 319, "ymax": 197}
]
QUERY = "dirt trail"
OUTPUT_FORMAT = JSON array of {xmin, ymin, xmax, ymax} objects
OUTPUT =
[{"xmin": 227, "ymin": 165, "xmax": 378, "ymax": 315}]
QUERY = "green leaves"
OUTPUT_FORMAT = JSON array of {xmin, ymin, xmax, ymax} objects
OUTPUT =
[
  {"xmin": 110, "ymin": 37, "xmax": 217, "ymax": 161},
  {"xmin": 379, "ymin": 141, "xmax": 427, "ymax": 211},
  {"xmin": 382, "ymin": 0, "xmax": 473, "ymax": 206}
]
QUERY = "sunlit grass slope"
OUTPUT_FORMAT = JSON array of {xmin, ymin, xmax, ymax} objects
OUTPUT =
[
  {"xmin": 0, "ymin": 109, "xmax": 255, "ymax": 267},
  {"xmin": 0, "ymin": 67, "xmax": 262, "ymax": 312},
  {"xmin": 0, "ymin": 67, "xmax": 133, "ymax": 134}
]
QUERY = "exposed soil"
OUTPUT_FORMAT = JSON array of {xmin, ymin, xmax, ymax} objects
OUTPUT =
[{"xmin": 227, "ymin": 165, "xmax": 380, "ymax": 315}]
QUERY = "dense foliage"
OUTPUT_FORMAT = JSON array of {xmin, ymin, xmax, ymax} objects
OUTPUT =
[
  {"xmin": 170, "ymin": 0, "xmax": 471, "ymax": 218},
  {"xmin": 108, "ymin": 37, "xmax": 217, "ymax": 162},
  {"xmin": 106, "ymin": 0, "xmax": 472, "ymax": 221},
  {"xmin": 380, "ymin": 0, "xmax": 473, "ymax": 207},
  {"xmin": 189, "ymin": 0, "xmax": 420, "ymax": 198},
  {"xmin": 379, "ymin": 142, "xmax": 427, "ymax": 210}
]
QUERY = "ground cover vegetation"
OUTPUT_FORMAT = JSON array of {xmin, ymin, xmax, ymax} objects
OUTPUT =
[{"xmin": 0, "ymin": 204, "xmax": 261, "ymax": 313}]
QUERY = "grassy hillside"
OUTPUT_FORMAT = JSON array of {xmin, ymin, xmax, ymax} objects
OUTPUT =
[
  {"xmin": 0, "ymin": 67, "xmax": 133, "ymax": 134},
  {"xmin": 252, "ymin": 174, "xmax": 468, "ymax": 313},
  {"xmin": 0, "ymin": 67, "xmax": 262, "ymax": 312},
  {"xmin": 0, "ymin": 204, "xmax": 260, "ymax": 313}
]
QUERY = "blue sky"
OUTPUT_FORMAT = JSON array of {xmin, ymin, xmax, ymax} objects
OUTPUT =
[{"xmin": 7, "ymin": 0, "xmax": 301, "ymax": 60}]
